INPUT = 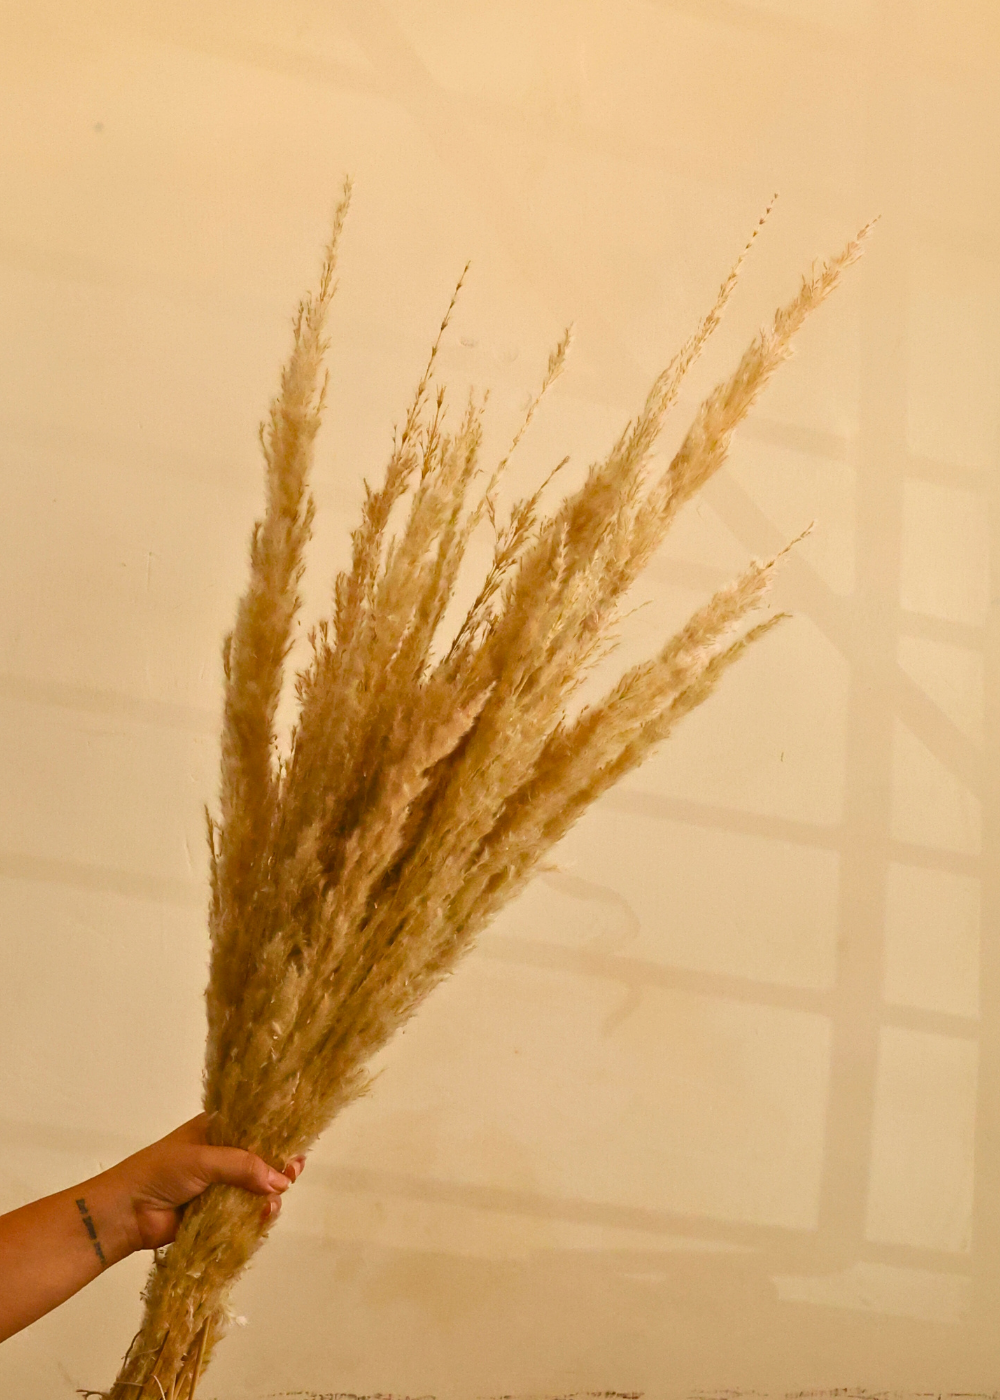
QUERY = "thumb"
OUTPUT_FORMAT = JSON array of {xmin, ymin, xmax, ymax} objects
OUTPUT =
[{"xmin": 192, "ymin": 1146, "xmax": 291, "ymax": 1197}]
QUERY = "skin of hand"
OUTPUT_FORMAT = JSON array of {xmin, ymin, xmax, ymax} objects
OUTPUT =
[
  {"xmin": 0, "ymin": 1112, "xmax": 305, "ymax": 1343},
  {"xmin": 119, "ymin": 1112, "xmax": 306, "ymax": 1249}
]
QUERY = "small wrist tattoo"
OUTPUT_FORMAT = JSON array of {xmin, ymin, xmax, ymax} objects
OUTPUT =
[{"xmin": 74, "ymin": 1197, "xmax": 107, "ymax": 1266}]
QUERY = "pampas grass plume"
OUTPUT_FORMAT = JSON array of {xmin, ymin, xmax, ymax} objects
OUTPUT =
[{"xmin": 104, "ymin": 181, "xmax": 870, "ymax": 1398}]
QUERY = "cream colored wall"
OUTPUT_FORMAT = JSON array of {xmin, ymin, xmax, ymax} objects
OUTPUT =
[{"xmin": 1, "ymin": 1, "xmax": 997, "ymax": 1395}]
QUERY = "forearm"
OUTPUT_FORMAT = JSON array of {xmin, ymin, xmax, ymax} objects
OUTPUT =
[
  {"xmin": 0, "ymin": 1115, "xmax": 300, "ymax": 1344},
  {"xmin": 0, "ymin": 1167, "xmax": 135, "ymax": 1342}
]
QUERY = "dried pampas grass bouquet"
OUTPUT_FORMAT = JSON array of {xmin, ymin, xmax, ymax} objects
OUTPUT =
[{"xmin": 104, "ymin": 182, "xmax": 868, "ymax": 1398}]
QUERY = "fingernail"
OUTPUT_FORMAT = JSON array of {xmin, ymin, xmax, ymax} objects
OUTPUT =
[
  {"xmin": 261, "ymin": 1199, "xmax": 278, "ymax": 1222},
  {"xmin": 268, "ymin": 1170, "xmax": 291, "ymax": 1191}
]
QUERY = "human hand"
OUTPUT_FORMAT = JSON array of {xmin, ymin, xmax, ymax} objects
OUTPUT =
[
  {"xmin": 110, "ymin": 1112, "xmax": 306, "ymax": 1252},
  {"xmin": 0, "ymin": 1113, "xmax": 307, "ymax": 1343}
]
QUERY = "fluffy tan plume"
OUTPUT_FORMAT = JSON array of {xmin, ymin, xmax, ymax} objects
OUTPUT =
[{"xmin": 104, "ymin": 190, "xmax": 869, "ymax": 1398}]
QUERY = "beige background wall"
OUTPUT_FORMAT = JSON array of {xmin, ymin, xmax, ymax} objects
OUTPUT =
[{"xmin": 1, "ymin": 1, "xmax": 998, "ymax": 1395}]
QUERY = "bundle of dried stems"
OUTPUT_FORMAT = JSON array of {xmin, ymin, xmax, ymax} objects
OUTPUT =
[{"xmin": 103, "ymin": 183, "xmax": 868, "ymax": 1398}]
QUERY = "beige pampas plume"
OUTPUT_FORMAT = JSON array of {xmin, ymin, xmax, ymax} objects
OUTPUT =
[{"xmin": 103, "ymin": 180, "xmax": 870, "ymax": 1398}]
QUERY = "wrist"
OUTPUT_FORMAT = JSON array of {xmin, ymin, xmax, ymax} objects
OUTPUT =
[{"xmin": 72, "ymin": 1164, "xmax": 142, "ymax": 1265}]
